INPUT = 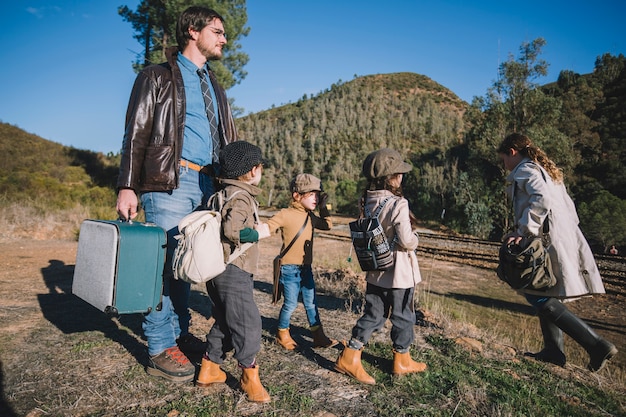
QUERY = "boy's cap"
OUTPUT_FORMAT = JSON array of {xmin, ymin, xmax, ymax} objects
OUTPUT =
[
  {"xmin": 290, "ymin": 173, "xmax": 322, "ymax": 193},
  {"xmin": 362, "ymin": 148, "xmax": 412, "ymax": 180},
  {"xmin": 219, "ymin": 141, "xmax": 263, "ymax": 179}
]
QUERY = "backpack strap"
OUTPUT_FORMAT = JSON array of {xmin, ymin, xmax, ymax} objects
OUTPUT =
[
  {"xmin": 208, "ymin": 188, "xmax": 256, "ymax": 263},
  {"xmin": 364, "ymin": 196, "xmax": 393, "ymax": 218},
  {"xmin": 366, "ymin": 196, "xmax": 398, "ymax": 250}
]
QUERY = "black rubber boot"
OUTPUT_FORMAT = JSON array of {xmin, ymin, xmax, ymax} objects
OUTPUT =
[
  {"xmin": 539, "ymin": 298, "xmax": 617, "ymax": 371},
  {"xmin": 525, "ymin": 316, "xmax": 566, "ymax": 367}
]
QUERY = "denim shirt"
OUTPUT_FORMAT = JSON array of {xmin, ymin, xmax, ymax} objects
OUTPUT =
[{"xmin": 177, "ymin": 53, "xmax": 218, "ymax": 167}]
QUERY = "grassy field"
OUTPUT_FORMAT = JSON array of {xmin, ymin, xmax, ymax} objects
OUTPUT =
[{"xmin": 0, "ymin": 209, "xmax": 624, "ymax": 417}]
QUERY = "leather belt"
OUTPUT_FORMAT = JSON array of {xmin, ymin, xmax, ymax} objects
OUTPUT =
[
  {"xmin": 180, "ymin": 159, "xmax": 204, "ymax": 172},
  {"xmin": 180, "ymin": 159, "xmax": 215, "ymax": 176}
]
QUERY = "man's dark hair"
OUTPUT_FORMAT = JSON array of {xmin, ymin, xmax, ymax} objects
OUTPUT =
[{"xmin": 176, "ymin": 6, "xmax": 224, "ymax": 51}]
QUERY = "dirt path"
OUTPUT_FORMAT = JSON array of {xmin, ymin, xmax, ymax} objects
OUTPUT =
[{"xmin": 0, "ymin": 234, "xmax": 623, "ymax": 416}]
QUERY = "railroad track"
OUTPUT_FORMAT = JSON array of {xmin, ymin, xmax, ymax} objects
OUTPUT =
[{"xmin": 316, "ymin": 227, "xmax": 626, "ymax": 287}]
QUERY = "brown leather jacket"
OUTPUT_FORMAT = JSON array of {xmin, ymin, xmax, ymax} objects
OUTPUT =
[{"xmin": 117, "ymin": 46, "xmax": 237, "ymax": 192}]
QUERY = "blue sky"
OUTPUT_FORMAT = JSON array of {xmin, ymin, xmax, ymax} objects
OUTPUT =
[{"xmin": 1, "ymin": 1, "xmax": 624, "ymax": 154}]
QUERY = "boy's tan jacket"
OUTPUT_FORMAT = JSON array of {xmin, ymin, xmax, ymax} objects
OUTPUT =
[
  {"xmin": 266, "ymin": 201, "xmax": 332, "ymax": 265},
  {"xmin": 218, "ymin": 179, "xmax": 262, "ymax": 275}
]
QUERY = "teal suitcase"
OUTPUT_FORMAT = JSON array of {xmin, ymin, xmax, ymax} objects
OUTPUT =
[{"xmin": 72, "ymin": 219, "xmax": 166, "ymax": 315}]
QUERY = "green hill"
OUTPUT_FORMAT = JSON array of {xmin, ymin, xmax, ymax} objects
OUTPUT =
[
  {"xmin": 237, "ymin": 72, "xmax": 468, "ymax": 210},
  {"xmin": 0, "ymin": 122, "xmax": 118, "ymax": 210}
]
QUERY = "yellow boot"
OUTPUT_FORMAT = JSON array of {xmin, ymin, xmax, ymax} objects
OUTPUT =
[
  {"xmin": 334, "ymin": 344, "xmax": 375, "ymax": 385},
  {"xmin": 276, "ymin": 328, "xmax": 298, "ymax": 350},
  {"xmin": 196, "ymin": 358, "xmax": 227, "ymax": 387},
  {"xmin": 392, "ymin": 350, "xmax": 427, "ymax": 375},
  {"xmin": 240, "ymin": 365, "xmax": 271, "ymax": 403},
  {"xmin": 311, "ymin": 325, "xmax": 338, "ymax": 348}
]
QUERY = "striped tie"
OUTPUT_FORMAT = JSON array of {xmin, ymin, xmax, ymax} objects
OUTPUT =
[{"xmin": 197, "ymin": 68, "xmax": 220, "ymax": 163}]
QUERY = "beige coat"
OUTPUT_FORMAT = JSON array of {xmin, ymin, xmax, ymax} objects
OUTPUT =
[
  {"xmin": 363, "ymin": 190, "xmax": 421, "ymax": 289},
  {"xmin": 266, "ymin": 201, "xmax": 332, "ymax": 266},
  {"xmin": 507, "ymin": 159, "xmax": 605, "ymax": 299}
]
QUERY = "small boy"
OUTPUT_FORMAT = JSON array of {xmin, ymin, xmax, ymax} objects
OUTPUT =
[
  {"xmin": 196, "ymin": 141, "xmax": 271, "ymax": 403},
  {"xmin": 264, "ymin": 174, "xmax": 337, "ymax": 350}
]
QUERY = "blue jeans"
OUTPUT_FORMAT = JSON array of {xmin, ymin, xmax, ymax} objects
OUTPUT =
[
  {"xmin": 277, "ymin": 264, "xmax": 321, "ymax": 329},
  {"xmin": 140, "ymin": 167, "xmax": 214, "ymax": 356}
]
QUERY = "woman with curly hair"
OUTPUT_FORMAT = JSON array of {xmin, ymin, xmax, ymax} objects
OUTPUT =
[{"xmin": 498, "ymin": 132, "xmax": 617, "ymax": 371}]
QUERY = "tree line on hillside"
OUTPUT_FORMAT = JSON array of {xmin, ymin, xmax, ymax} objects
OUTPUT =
[
  {"xmin": 415, "ymin": 41, "xmax": 626, "ymax": 252},
  {"xmin": 238, "ymin": 40, "xmax": 626, "ymax": 252},
  {"xmin": 236, "ymin": 73, "xmax": 467, "ymax": 213},
  {"xmin": 0, "ymin": 123, "xmax": 119, "ymax": 214}
]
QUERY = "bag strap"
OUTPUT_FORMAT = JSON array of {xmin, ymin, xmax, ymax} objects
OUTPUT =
[
  {"xmin": 278, "ymin": 214, "xmax": 310, "ymax": 259},
  {"xmin": 364, "ymin": 195, "xmax": 399, "ymax": 250},
  {"xmin": 227, "ymin": 242, "xmax": 253, "ymax": 263},
  {"xmin": 364, "ymin": 196, "xmax": 393, "ymax": 218},
  {"xmin": 211, "ymin": 188, "xmax": 257, "ymax": 263},
  {"xmin": 512, "ymin": 162, "xmax": 550, "ymax": 235}
]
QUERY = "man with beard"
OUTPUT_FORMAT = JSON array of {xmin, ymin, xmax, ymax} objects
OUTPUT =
[{"xmin": 116, "ymin": 6, "xmax": 237, "ymax": 382}]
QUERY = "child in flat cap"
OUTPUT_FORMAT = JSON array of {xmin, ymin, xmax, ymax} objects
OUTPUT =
[
  {"xmin": 197, "ymin": 141, "xmax": 271, "ymax": 403},
  {"xmin": 335, "ymin": 148, "xmax": 427, "ymax": 385},
  {"xmin": 262, "ymin": 173, "xmax": 337, "ymax": 350}
]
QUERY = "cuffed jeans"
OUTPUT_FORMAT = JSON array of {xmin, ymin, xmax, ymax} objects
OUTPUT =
[
  {"xmin": 351, "ymin": 283, "xmax": 415, "ymax": 352},
  {"xmin": 277, "ymin": 264, "xmax": 321, "ymax": 329},
  {"xmin": 140, "ymin": 166, "xmax": 214, "ymax": 356},
  {"xmin": 205, "ymin": 264, "xmax": 262, "ymax": 367}
]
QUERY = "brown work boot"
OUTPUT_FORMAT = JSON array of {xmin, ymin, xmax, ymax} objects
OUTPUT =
[
  {"xmin": 276, "ymin": 328, "xmax": 298, "ymax": 350},
  {"xmin": 334, "ymin": 343, "xmax": 375, "ymax": 385},
  {"xmin": 196, "ymin": 358, "xmax": 227, "ymax": 387},
  {"xmin": 392, "ymin": 350, "xmax": 427, "ymax": 375},
  {"xmin": 240, "ymin": 365, "xmax": 271, "ymax": 403},
  {"xmin": 147, "ymin": 346, "xmax": 195, "ymax": 383},
  {"xmin": 311, "ymin": 325, "xmax": 338, "ymax": 348}
]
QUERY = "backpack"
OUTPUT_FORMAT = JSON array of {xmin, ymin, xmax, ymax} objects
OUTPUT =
[
  {"xmin": 172, "ymin": 190, "xmax": 252, "ymax": 284},
  {"xmin": 349, "ymin": 196, "xmax": 396, "ymax": 271}
]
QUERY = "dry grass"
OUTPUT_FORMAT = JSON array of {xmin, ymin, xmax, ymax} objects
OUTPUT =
[
  {"xmin": 0, "ymin": 202, "xmax": 88, "ymax": 240},
  {"xmin": 1, "ymin": 211, "xmax": 624, "ymax": 416}
]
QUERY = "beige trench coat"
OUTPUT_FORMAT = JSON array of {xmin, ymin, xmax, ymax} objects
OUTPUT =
[
  {"xmin": 362, "ymin": 190, "xmax": 422, "ymax": 289},
  {"xmin": 506, "ymin": 159, "xmax": 605, "ymax": 299}
]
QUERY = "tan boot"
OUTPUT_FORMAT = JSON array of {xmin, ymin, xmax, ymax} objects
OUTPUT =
[
  {"xmin": 276, "ymin": 328, "xmax": 298, "ymax": 350},
  {"xmin": 392, "ymin": 350, "xmax": 427, "ymax": 375},
  {"xmin": 334, "ymin": 344, "xmax": 375, "ymax": 385},
  {"xmin": 240, "ymin": 365, "xmax": 271, "ymax": 403},
  {"xmin": 196, "ymin": 358, "xmax": 227, "ymax": 387},
  {"xmin": 311, "ymin": 325, "xmax": 338, "ymax": 348}
]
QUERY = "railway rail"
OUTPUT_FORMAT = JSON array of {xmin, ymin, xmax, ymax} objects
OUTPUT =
[{"xmin": 315, "ymin": 227, "xmax": 626, "ymax": 289}]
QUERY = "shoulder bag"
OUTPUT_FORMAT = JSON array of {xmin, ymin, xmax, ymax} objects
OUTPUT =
[
  {"xmin": 496, "ymin": 165, "xmax": 556, "ymax": 291},
  {"xmin": 272, "ymin": 214, "xmax": 309, "ymax": 304}
]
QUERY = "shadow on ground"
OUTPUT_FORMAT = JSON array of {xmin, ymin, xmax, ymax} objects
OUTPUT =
[{"xmin": 38, "ymin": 259, "xmax": 148, "ymax": 365}]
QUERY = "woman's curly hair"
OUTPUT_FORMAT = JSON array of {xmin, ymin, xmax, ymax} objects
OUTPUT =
[{"xmin": 497, "ymin": 133, "xmax": 563, "ymax": 183}]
